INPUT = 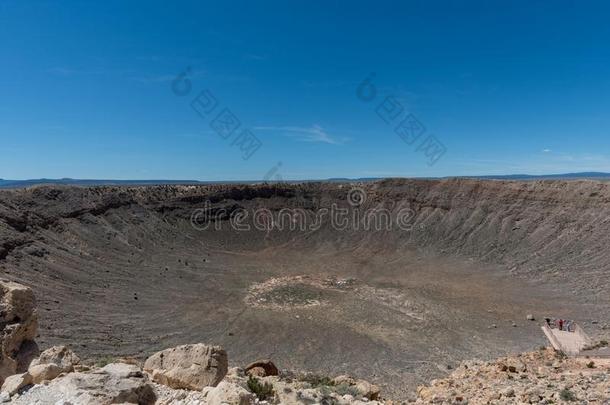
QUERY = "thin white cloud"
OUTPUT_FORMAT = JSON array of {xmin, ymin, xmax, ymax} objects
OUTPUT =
[
  {"xmin": 46, "ymin": 66, "xmax": 207, "ymax": 84},
  {"xmin": 46, "ymin": 67, "xmax": 137, "ymax": 77},
  {"xmin": 47, "ymin": 67, "xmax": 81, "ymax": 76},
  {"xmin": 244, "ymin": 53, "xmax": 266, "ymax": 61},
  {"xmin": 135, "ymin": 55, "xmax": 162, "ymax": 62},
  {"xmin": 173, "ymin": 132, "xmax": 216, "ymax": 140},
  {"xmin": 542, "ymin": 148, "xmax": 552, "ymax": 153},
  {"xmin": 132, "ymin": 69, "xmax": 206, "ymax": 84},
  {"xmin": 132, "ymin": 74, "xmax": 177, "ymax": 83},
  {"xmin": 254, "ymin": 125, "xmax": 348, "ymax": 145}
]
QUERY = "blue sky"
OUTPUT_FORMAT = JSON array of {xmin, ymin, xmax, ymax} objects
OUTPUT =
[{"xmin": 1, "ymin": 0, "xmax": 610, "ymax": 180}]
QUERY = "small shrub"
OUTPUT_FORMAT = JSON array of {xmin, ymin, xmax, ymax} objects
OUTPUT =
[
  {"xmin": 583, "ymin": 340, "xmax": 608, "ymax": 351},
  {"xmin": 247, "ymin": 376, "xmax": 274, "ymax": 401},
  {"xmin": 300, "ymin": 373, "xmax": 334, "ymax": 388},
  {"xmin": 320, "ymin": 396, "xmax": 339, "ymax": 405},
  {"xmin": 559, "ymin": 388, "xmax": 577, "ymax": 402},
  {"xmin": 586, "ymin": 361, "xmax": 595, "ymax": 368},
  {"xmin": 333, "ymin": 383, "xmax": 360, "ymax": 397},
  {"xmin": 320, "ymin": 385, "xmax": 339, "ymax": 405},
  {"xmin": 95, "ymin": 356, "xmax": 115, "ymax": 367}
]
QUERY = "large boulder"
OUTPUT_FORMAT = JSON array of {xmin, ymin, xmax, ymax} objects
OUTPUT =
[
  {"xmin": 10, "ymin": 363, "xmax": 156, "ymax": 405},
  {"xmin": 245, "ymin": 359, "xmax": 279, "ymax": 377},
  {"xmin": 0, "ymin": 280, "xmax": 39, "ymax": 384},
  {"xmin": 28, "ymin": 363, "xmax": 63, "ymax": 384},
  {"xmin": 29, "ymin": 345, "xmax": 80, "ymax": 373},
  {"xmin": 143, "ymin": 344, "xmax": 228, "ymax": 391},
  {"xmin": 205, "ymin": 380, "xmax": 255, "ymax": 405},
  {"xmin": 0, "ymin": 372, "xmax": 32, "ymax": 396},
  {"xmin": 355, "ymin": 379, "xmax": 381, "ymax": 400}
]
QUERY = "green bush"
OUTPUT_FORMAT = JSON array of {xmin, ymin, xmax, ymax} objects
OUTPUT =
[
  {"xmin": 94, "ymin": 356, "xmax": 115, "ymax": 367},
  {"xmin": 247, "ymin": 376, "xmax": 274, "ymax": 401},
  {"xmin": 333, "ymin": 383, "xmax": 360, "ymax": 397},
  {"xmin": 559, "ymin": 388, "xmax": 577, "ymax": 402},
  {"xmin": 582, "ymin": 340, "xmax": 609, "ymax": 351},
  {"xmin": 300, "ymin": 373, "xmax": 335, "ymax": 388}
]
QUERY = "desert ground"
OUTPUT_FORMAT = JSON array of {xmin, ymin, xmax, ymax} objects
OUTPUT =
[{"xmin": 0, "ymin": 178, "xmax": 608, "ymax": 399}]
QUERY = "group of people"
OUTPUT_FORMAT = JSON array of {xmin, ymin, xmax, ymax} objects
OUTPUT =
[{"xmin": 545, "ymin": 317, "xmax": 574, "ymax": 332}]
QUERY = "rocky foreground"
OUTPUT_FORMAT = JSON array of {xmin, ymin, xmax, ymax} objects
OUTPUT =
[
  {"xmin": 4, "ymin": 346, "xmax": 383, "ymax": 404},
  {"xmin": 1, "ymin": 279, "xmax": 608, "ymax": 404},
  {"xmin": 415, "ymin": 349, "xmax": 610, "ymax": 404}
]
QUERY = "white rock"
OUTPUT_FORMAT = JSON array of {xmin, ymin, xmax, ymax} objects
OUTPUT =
[
  {"xmin": 0, "ymin": 281, "xmax": 39, "ymax": 384},
  {"xmin": 10, "ymin": 363, "xmax": 155, "ymax": 405},
  {"xmin": 206, "ymin": 381, "xmax": 255, "ymax": 405},
  {"xmin": 355, "ymin": 379, "xmax": 380, "ymax": 400},
  {"xmin": 144, "ymin": 344, "xmax": 228, "ymax": 390},
  {"xmin": 29, "ymin": 363, "xmax": 63, "ymax": 384},
  {"xmin": 0, "ymin": 372, "xmax": 32, "ymax": 396},
  {"xmin": 29, "ymin": 346, "xmax": 80, "ymax": 373}
]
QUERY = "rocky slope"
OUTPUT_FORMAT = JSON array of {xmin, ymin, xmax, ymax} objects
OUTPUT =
[{"xmin": 2, "ymin": 179, "xmax": 610, "ymax": 295}]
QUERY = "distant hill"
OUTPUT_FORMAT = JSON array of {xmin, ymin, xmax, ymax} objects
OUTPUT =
[
  {"xmin": 463, "ymin": 172, "xmax": 610, "ymax": 180},
  {"xmin": 1, "ymin": 172, "xmax": 610, "ymax": 188},
  {"xmin": 326, "ymin": 172, "xmax": 610, "ymax": 182},
  {"xmin": 0, "ymin": 178, "xmax": 206, "ymax": 189}
]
